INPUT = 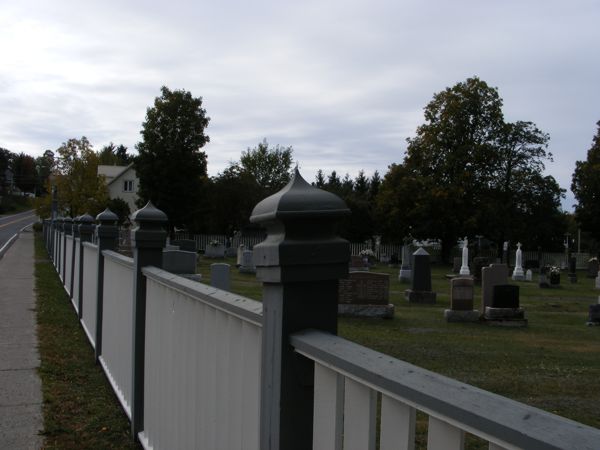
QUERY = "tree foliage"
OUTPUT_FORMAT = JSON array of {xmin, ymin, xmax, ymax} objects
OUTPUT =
[
  {"xmin": 12, "ymin": 153, "xmax": 37, "ymax": 193},
  {"xmin": 35, "ymin": 137, "xmax": 108, "ymax": 218},
  {"xmin": 237, "ymin": 139, "xmax": 293, "ymax": 193},
  {"xmin": 314, "ymin": 170, "xmax": 381, "ymax": 242},
  {"xmin": 98, "ymin": 143, "xmax": 132, "ymax": 166},
  {"xmin": 572, "ymin": 120, "xmax": 600, "ymax": 246},
  {"xmin": 376, "ymin": 77, "xmax": 564, "ymax": 260},
  {"xmin": 35, "ymin": 150, "xmax": 55, "ymax": 195},
  {"xmin": 206, "ymin": 139, "xmax": 293, "ymax": 233},
  {"xmin": 135, "ymin": 86, "xmax": 210, "ymax": 232}
]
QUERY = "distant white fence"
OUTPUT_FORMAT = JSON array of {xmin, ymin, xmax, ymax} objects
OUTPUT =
[{"xmin": 43, "ymin": 217, "xmax": 600, "ymax": 450}]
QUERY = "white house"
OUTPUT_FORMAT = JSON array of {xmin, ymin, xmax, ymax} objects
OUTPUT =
[{"xmin": 98, "ymin": 164, "xmax": 139, "ymax": 213}]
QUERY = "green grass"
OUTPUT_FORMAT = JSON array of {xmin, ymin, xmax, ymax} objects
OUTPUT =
[
  {"xmin": 197, "ymin": 256, "xmax": 600, "ymax": 434},
  {"xmin": 34, "ymin": 232, "xmax": 140, "ymax": 449}
]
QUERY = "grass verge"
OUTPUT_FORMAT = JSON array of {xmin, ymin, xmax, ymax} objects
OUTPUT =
[{"xmin": 34, "ymin": 231, "xmax": 140, "ymax": 449}]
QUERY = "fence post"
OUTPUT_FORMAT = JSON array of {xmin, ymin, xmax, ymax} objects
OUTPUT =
[
  {"xmin": 78, "ymin": 214, "xmax": 95, "ymax": 319},
  {"xmin": 55, "ymin": 217, "xmax": 63, "ymax": 273},
  {"xmin": 62, "ymin": 217, "xmax": 72, "ymax": 286},
  {"xmin": 130, "ymin": 202, "xmax": 167, "ymax": 440},
  {"xmin": 70, "ymin": 216, "xmax": 80, "ymax": 300},
  {"xmin": 94, "ymin": 209, "xmax": 119, "ymax": 362},
  {"xmin": 250, "ymin": 169, "xmax": 350, "ymax": 450}
]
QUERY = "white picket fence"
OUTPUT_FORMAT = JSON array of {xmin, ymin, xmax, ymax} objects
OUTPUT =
[
  {"xmin": 43, "ymin": 219, "xmax": 600, "ymax": 450},
  {"xmin": 81, "ymin": 243, "xmax": 98, "ymax": 345},
  {"xmin": 140, "ymin": 267, "xmax": 262, "ymax": 450}
]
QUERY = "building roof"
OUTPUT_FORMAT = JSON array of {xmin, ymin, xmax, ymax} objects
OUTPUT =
[{"xmin": 98, "ymin": 163, "xmax": 136, "ymax": 186}]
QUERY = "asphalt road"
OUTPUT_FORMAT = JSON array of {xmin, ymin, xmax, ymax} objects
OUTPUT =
[{"xmin": 0, "ymin": 210, "xmax": 37, "ymax": 250}]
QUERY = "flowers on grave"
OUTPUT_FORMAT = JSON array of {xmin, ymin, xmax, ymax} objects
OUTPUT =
[
  {"xmin": 588, "ymin": 257, "xmax": 598, "ymax": 263},
  {"xmin": 544, "ymin": 265, "xmax": 561, "ymax": 284},
  {"xmin": 359, "ymin": 249, "xmax": 376, "ymax": 265},
  {"xmin": 548, "ymin": 266, "xmax": 561, "ymax": 275}
]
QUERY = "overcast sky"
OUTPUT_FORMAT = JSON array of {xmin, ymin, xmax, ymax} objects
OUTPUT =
[{"xmin": 1, "ymin": 0, "xmax": 599, "ymax": 209}]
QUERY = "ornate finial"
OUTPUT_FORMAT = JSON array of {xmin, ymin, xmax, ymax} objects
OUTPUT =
[
  {"xmin": 250, "ymin": 169, "xmax": 349, "ymax": 223},
  {"xmin": 131, "ymin": 201, "xmax": 168, "ymax": 224},
  {"xmin": 96, "ymin": 208, "xmax": 118, "ymax": 223}
]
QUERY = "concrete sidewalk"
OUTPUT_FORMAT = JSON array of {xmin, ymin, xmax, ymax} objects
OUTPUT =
[{"xmin": 0, "ymin": 228, "xmax": 43, "ymax": 449}]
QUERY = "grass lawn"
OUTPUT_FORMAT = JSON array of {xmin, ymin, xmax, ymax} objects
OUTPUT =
[
  {"xmin": 197, "ymin": 256, "xmax": 600, "ymax": 433},
  {"xmin": 34, "ymin": 232, "xmax": 140, "ymax": 449}
]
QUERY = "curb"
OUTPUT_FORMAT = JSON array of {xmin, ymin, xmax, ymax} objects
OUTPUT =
[{"xmin": 0, "ymin": 223, "xmax": 35, "ymax": 260}]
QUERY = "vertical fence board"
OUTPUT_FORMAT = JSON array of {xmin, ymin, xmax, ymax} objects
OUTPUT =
[
  {"xmin": 427, "ymin": 416, "xmax": 464, "ymax": 450},
  {"xmin": 81, "ymin": 245, "xmax": 98, "ymax": 346},
  {"xmin": 313, "ymin": 363, "xmax": 344, "ymax": 450},
  {"xmin": 343, "ymin": 377, "xmax": 377, "ymax": 450},
  {"xmin": 72, "ymin": 242, "xmax": 80, "ymax": 311},
  {"xmin": 242, "ymin": 321, "xmax": 261, "ymax": 450},
  {"xmin": 380, "ymin": 394, "xmax": 416, "ymax": 450}
]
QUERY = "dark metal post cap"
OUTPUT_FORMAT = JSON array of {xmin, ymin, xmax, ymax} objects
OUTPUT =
[
  {"xmin": 96, "ymin": 208, "xmax": 118, "ymax": 224},
  {"xmin": 250, "ymin": 168, "xmax": 350, "ymax": 224},
  {"xmin": 249, "ymin": 168, "xmax": 350, "ymax": 283},
  {"xmin": 63, "ymin": 217, "xmax": 73, "ymax": 235},
  {"xmin": 131, "ymin": 202, "xmax": 168, "ymax": 225}
]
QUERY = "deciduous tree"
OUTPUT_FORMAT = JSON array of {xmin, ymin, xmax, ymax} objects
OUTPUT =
[
  {"xmin": 377, "ymin": 77, "xmax": 564, "ymax": 261},
  {"xmin": 135, "ymin": 86, "xmax": 210, "ymax": 232},
  {"xmin": 35, "ymin": 137, "xmax": 108, "ymax": 218},
  {"xmin": 572, "ymin": 120, "xmax": 600, "ymax": 248}
]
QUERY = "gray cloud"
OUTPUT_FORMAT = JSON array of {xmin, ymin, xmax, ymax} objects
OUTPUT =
[{"xmin": 1, "ymin": 0, "xmax": 599, "ymax": 210}]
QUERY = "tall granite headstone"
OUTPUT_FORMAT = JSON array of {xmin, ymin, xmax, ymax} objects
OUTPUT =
[
  {"xmin": 481, "ymin": 264, "xmax": 508, "ymax": 312},
  {"xmin": 405, "ymin": 247, "xmax": 436, "ymax": 303}
]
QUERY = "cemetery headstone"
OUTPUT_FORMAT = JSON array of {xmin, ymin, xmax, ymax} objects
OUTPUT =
[
  {"xmin": 484, "ymin": 280, "xmax": 527, "ymax": 326},
  {"xmin": 587, "ymin": 258, "xmax": 599, "ymax": 278},
  {"xmin": 171, "ymin": 239, "xmax": 197, "ymax": 253},
  {"xmin": 210, "ymin": 263, "xmax": 231, "ymax": 291},
  {"xmin": 350, "ymin": 255, "xmax": 367, "ymax": 272},
  {"xmin": 236, "ymin": 244, "xmax": 245, "ymax": 266},
  {"xmin": 539, "ymin": 266, "xmax": 550, "ymax": 288},
  {"xmin": 162, "ymin": 249, "xmax": 197, "ymax": 274},
  {"xmin": 338, "ymin": 271, "xmax": 394, "ymax": 318},
  {"xmin": 452, "ymin": 257, "xmax": 462, "ymax": 274},
  {"xmin": 586, "ymin": 298, "xmax": 600, "ymax": 326},
  {"xmin": 459, "ymin": 237, "xmax": 470, "ymax": 276},
  {"xmin": 205, "ymin": 242, "xmax": 225, "ymax": 258},
  {"xmin": 568, "ymin": 256, "xmax": 577, "ymax": 283},
  {"xmin": 481, "ymin": 264, "xmax": 508, "ymax": 312},
  {"xmin": 550, "ymin": 268, "xmax": 560, "ymax": 286},
  {"xmin": 511, "ymin": 242, "xmax": 525, "ymax": 281},
  {"xmin": 595, "ymin": 271, "xmax": 600, "ymax": 289},
  {"xmin": 398, "ymin": 243, "xmax": 412, "ymax": 282},
  {"xmin": 444, "ymin": 277, "xmax": 479, "ymax": 322},
  {"xmin": 239, "ymin": 250, "xmax": 256, "ymax": 274},
  {"xmin": 492, "ymin": 285, "xmax": 519, "ymax": 308},
  {"xmin": 525, "ymin": 269, "xmax": 533, "ymax": 282},
  {"xmin": 405, "ymin": 247, "xmax": 436, "ymax": 303},
  {"xmin": 472, "ymin": 257, "xmax": 490, "ymax": 283}
]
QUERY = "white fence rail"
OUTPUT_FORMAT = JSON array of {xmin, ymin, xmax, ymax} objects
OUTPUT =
[
  {"xmin": 140, "ymin": 267, "xmax": 262, "ymax": 450},
  {"xmin": 72, "ymin": 239, "xmax": 80, "ymax": 312},
  {"xmin": 292, "ymin": 329, "xmax": 600, "ymax": 450},
  {"xmin": 64, "ymin": 235, "xmax": 73, "ymax": 295},
  {"xmin": 42, "ymin": 217, "xmax": 600, "ymax": 450},
  {"xmin": 100, "ymin": 250, "xmax": 135, "ymax": 418},
  {"xmin": 81, "ymin": 243, "xmax": 98, "ymax": 346}
]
